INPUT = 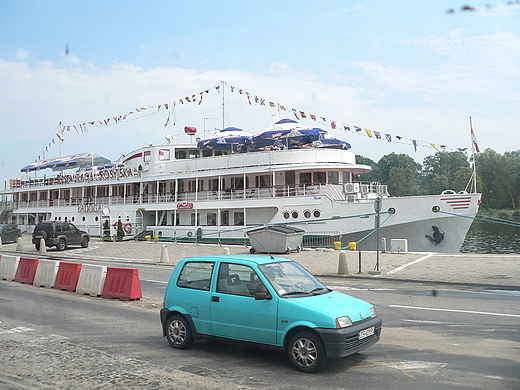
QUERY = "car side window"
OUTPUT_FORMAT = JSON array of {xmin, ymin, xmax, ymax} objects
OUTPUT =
[
  {"xmin": 216, "ymin": 263, "xmax": 262, "ymax": 296},
  {"xmin": 176, "ymin": 261, "xmax": 214, "ymax": 291},
  {"xmin": 69, "ymin": 223, "xmax": 77, "ymax": 233}
]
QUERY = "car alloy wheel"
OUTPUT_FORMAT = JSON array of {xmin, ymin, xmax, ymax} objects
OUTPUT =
[
  {"xmin": 166, "ymin": 314, "xmax": 193, "ymax": 349},
  {"xmin": 288, "ymin": 331, "xmax": 326, "ymax": 372}
]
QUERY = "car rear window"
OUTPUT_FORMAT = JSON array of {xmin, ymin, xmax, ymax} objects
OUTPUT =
[
  {"xmin": 35, "ymin": 224, "xmax": 53, "ymax": 233},
  {"xmin": 176, "ymin": 261, "xmax": 214, "ymax": 291}
]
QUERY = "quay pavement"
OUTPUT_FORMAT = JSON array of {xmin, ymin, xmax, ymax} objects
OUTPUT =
[{"xmin": 1, "ymin": 235, "xmax": 519, "ymax": 289}]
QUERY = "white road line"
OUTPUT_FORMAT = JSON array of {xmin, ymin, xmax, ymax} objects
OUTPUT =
[
  {"xmin": 143, "ymin": 279, "xmax": 168, "ymax": 284},
  {"xmin": 386, "ymin": 253, "xmax": 435, "ymax": 274},
  {"xmin": 390, "ymin": 304, "xmax": 520, "ymax": 318}
]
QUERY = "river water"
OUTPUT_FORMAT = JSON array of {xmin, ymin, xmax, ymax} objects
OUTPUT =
[{"xmin": 460, "ymin": 219, "xmax": 520, "ymax": 254}]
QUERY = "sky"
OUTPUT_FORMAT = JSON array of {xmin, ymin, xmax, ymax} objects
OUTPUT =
[{"xmin": 1, "ymin": 0, "xmax": 519, "ymax": 187}]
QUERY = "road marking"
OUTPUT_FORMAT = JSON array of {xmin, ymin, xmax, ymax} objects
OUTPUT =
[
  {"xmin": 143, "ymin": 279, "xmax": 168, "ymax": 284},
  {"xmin": 390, "ymin": 304, "xmax": 520, "ymax": 318},
  {"xmin": 386, "ymin": 253, "xmax": 434, "ymax": 274},
  {"xmin": 0, "ymin": 376, "xmax": 41, "ymax": 390}
]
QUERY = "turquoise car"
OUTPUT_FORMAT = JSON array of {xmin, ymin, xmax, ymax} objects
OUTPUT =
[{"xmin": 160, "ymin": 255, "xmax": 382, "ymax": 372}]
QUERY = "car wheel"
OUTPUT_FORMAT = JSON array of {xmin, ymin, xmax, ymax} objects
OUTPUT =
[
  {"xmin": 81, "ymin": 236, "xmax": 89, "ymax": 248},
  {"xmin": 287, "ymin": 331, "xmax": 326, "ymax": 373},
  {"xmin": 57, "ymin": 238, "xmax": 66, "ymax": 251},
  {"xmin": 166, "ymin": 314, "xmax": 194, "ymax": 349}
]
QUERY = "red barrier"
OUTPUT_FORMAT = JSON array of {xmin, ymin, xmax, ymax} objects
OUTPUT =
[
  {"xmin": 54, "ymin": 262, "xmax": 82, "ymax": 292},
  {"xmin": 13, "ymin": 257, "xmax": 39, "ymax": 284},
  {"xmin": 101, "ymin": 267, "xmax": 142, "ymax": 301}
]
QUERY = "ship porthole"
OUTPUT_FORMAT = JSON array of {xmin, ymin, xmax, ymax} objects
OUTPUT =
[
  {"xmin": 283, "ymin": 211, "xmax": 290, "ymax": 219},
  {"xmin": 292, "ymin": 211, "xmax": 299, "ymax": 219},
  {"xmin": 82, "ymin": 216, "xmax": 86, "ymax": 221},
  {"xmin": 432, "ymin": 206, "xmax": 441, "ymax": 212},
  {"xmin": 304, "ymin": 210, "xmax": 311, "ymax": 218},
  {"xmin": 313, "ymin": 210, "xmax": 321, "ymax": 218}
]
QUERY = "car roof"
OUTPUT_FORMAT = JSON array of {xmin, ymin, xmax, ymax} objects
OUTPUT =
[{"xmin": 182, "ymin": 254, "xmax": 292, "ymax": 266}]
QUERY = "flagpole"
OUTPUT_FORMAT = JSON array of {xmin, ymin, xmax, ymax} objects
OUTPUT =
[{"xmin": 469, "ymin": 116, "xmax": 477, "ymax": 193}]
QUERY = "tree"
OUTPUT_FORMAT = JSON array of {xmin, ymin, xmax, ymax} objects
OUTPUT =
[
  {"xmin": 377, "ymin": 153, "xmax": 421, "ymax": 196},
  {"xmin": 354, "ymin": 155, "xmax": 379, "ymax": 182},
  {"xmin": 421, "ymin": 151, "xmax": 470, "ymax": 194}
]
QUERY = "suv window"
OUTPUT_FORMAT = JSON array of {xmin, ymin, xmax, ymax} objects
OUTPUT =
[
  {"xmin": 176, "ymin": 261, "xmax": 214, "ymax": 291},
  {"xmin": 36, "ymin": 223, "xmax": 53, "ymax": 233}
]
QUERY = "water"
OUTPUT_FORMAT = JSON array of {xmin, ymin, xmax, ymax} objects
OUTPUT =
[{"xmin": 461, "ymin": 219, "xmax": 520, "ymax": 254}]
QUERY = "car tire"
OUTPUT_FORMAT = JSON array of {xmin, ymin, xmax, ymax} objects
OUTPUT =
[
  {"xmin": 166, "ymin": 314, "xmax": 194, "ymax": 349},
  {"xmin": 287, "ymin": 331, "xmax": 326, "ymax": 373},
  {"xmin": 81, "ymin": 236, "xmax": 89, "ymax": 248},
  {"xmin": 57, "ymin": 238, "xmax": 66, "ymax": 251}
]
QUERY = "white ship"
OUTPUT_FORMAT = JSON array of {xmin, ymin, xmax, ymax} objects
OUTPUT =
[{"xmin": 0, "ymin": 118, "xmax": 480, "ymax": 253}]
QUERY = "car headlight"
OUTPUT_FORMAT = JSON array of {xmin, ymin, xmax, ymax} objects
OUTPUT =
[
  {"xmin": 335, "ymin": 316, "xmax": 353, "ymax": 328},
  {"xmin": 370, "ymin": 307, "xmax": 376, "ymax": 318}
]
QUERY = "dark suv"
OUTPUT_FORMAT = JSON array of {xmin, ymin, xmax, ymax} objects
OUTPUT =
[{"xmin": 32, "ymin": 221, "xmax": 89, "ymax": 251}]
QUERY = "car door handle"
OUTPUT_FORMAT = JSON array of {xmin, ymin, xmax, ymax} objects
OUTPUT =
[{"xmin": 211, "ymin": 296, "xmax": 219, "ymax": 302}]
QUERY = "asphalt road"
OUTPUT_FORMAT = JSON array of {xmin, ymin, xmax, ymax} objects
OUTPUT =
[{"xmin": 1, "ymin": 260, "xmax": 519, "ymax": 390}]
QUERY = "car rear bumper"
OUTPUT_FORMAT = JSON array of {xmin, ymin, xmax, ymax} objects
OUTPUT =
[{"xmin": 314, "ymin": 316, "xmax": 382, "ymax": 358}]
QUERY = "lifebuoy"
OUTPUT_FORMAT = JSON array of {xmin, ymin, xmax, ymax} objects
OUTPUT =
[
  {"xmin": 124, "ymin": 223, "xmax": 132, "ymax": 233},
  {"xmin": 113, "ymin": 222, "xmax": 118, "ymax": 230}
]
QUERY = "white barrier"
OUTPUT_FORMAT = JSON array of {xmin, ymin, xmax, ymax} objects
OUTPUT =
[
  {"xmin": 0, "ymin": 255, "xmax": 21, "ymax": 281},
  {"xmin": 33, "ymin": 259, "xmax": 59, "ymax": 288},
  {"xmin": 76, "ymin": 264, "xmax": 107, "ymax": 297}
]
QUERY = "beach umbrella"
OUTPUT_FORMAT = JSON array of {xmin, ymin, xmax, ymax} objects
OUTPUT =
[{"xmin": 197, "ymin": 127, "xmax": 253, "ymax": 151}]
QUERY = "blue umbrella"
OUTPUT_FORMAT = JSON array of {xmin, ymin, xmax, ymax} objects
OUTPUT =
[{"xmin": 197, "ymin": 127, "xmax": 253, "ymax": 151}]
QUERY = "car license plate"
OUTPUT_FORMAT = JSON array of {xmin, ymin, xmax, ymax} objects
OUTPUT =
[{"xmin": 358, "ymin": 326, "xmax": 375, "ymax": 340}]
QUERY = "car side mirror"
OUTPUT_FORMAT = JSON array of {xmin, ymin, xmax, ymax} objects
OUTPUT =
[{"xmin": 254, "ymin": 291, "xmax": 272, "ymax": 300}]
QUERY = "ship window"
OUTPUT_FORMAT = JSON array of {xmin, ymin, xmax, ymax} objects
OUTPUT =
[
  {"xmin": 175, "ymin": 150, "xmax": 187, "ymax": 159},
  {"xmin": 304, "ymin": 210, "xmax": 311, "ymax": 218},
  {"xmin": 328, "ymin": 171, "xmax": 339, "ymax": 184},
  {"xmin": 189, "ymin": 150, "xmax": 199, "ymax": 159},
  {"xmin": 285, "ymin": 171, "xmax": 295, "ymax": 185},
  {"xmin": 292, "ymin": 211, "xmax": 299, "ymax": 219},
  {"xmin": 300, "ymin": 172, "xmax": 312, "ymax": 184},
  {"xmin": 211, "ymin": 179, "xmax": 219, "ymax": 191},
  {"xmin": 207, "ymin": 213, "xmax": 217, "ymax": 226},
  {"xmin": 231, "ymin": 177, "xmax": 244, "ymax": 189},
  {"xmin": 343, "ymin": 172, "xmax": 351, "ymax": 182},
  {"xmin": 256, "ymin": 175, "xmax": 271, "ymax": 187},
  {"xmin": 144, "ymin": 151, "xmax": 151, "ymax": 162},
  {"xmin": 202, "ymin": 150, "xmax": 212, "ymax": 157},
  {"xmin": 159, "ymin": 149, "xmax": 170, "ymax": 161},
  {"xmin": 221, "ymin": 211, "xmax": 229, "ymax": 226},
  {"xmin": 215, "ymin": 150, "xmax": 224, "ymax": 156},
  {"xmin": 283, "ymin": 211, "xmax": 290, "ymax": 219},
  {"xmin": 234, "ymin": 212, "xmax": 244, "ymax": 226},
  {"xmin": 313, "ymin": 210, "xmax": 321, "ymax": 218},
  {"xmin": 313, "ymin": 172, "xmax": 326, "ymax": 184},
  {"xmin": 190, "ymin": 213, "xmax": 200, "ymax": 226}
]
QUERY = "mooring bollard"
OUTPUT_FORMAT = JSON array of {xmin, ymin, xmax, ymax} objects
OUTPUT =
[
  {"xmin": 338, "ymin": 251, "xmax": 349, "ymax": 274},
  {"xmin": 160, "ymin": 244, "xmax": 169, "ymax": 263},
  {"xmin": 39, "ymin": 238, "xmax": 47, "ymax": 253},
  {"xmin": 16, "ymin": 237, "xmax": 24, "ymax": 252},
  {"xmin": 223, "ymin": 247, "xmax": 230, "ymax": 255}
]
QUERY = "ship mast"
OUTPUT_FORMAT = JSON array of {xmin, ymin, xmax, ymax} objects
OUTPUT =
[
  {"xmin": 469, "ymin": 116, "xmax": 478, "ymax": 194},
  {"xmin": 221, "ymin": 80, "xmax": 226, "ymax": 130}
]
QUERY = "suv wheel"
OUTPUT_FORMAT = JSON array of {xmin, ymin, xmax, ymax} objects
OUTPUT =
[
  {"xmin": 57, "ymin": 238, "xmax": 66, "ymax": 251},
  {"xmin": 81, "ymin": 236, "xmax": 89, "ymax": 248},
  {"xmin": 166, "ymin": 314, "xmax": 194, "ymax": 349},
  {"xmin": 287, "ymin": 331, "xmax": 326, "ymax": 373}
]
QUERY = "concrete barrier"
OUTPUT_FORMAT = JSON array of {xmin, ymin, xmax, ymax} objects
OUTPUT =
[
  {"xmin": 76, "ymin": 264, "xmax": 107, "ymax": 297},
  {"xmin": 33, "ymin": 259, "xmax": 59, "ymax": 288},
  {"xmin": 54, "ymin": 262, "xmax": 82, "ymax": 292},
  {"xmin": 13, "ymin": 257, "xmax": 39, "ymax": 284},
  {"xmin": 0, "ymin": 255, "xmax": 20, "ymax": 281},
  {"xmin": 101, "ymin": 267, "xmax": 142, "ymax": 301}
]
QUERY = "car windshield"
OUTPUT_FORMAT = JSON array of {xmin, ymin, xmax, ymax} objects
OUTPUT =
[{"xmin": 259, "ymin": 261, "xmax": 329, "ymax": 297}]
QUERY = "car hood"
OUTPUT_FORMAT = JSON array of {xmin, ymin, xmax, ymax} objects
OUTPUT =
[{"xmin": 285, "ymin": 290, "xmax": 374, "ymax": 323}]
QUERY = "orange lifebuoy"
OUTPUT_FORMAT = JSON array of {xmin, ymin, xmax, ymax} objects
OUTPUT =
[{"xmin": 124, "ymin": 223, "xmax": 132, "ymax": 233}]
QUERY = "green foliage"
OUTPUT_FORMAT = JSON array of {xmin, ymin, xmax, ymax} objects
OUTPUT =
[
  {"xmin": 357, "ymin": 148, "xmax": 520, "ymax": 211},
  {"xmin": 116, "ymin": 218, "xmax": 124, "ymax": 237}
]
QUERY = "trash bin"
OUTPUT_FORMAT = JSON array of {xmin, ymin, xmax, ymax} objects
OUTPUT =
[{"xmin": 247, "ymin": 225, "xmax": 305, "ymax": 254}]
